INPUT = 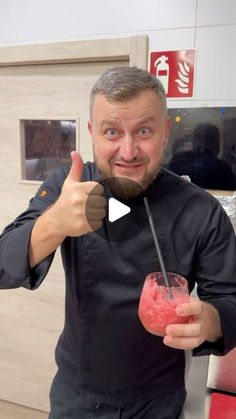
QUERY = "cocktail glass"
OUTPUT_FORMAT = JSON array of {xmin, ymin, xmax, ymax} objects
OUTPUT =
[{"xmin": 138, "ymin": 272, "xmax": 190, "ymax": 336}]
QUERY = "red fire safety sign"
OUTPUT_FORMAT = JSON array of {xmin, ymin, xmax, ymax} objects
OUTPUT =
[{"xmin": 150, "ymin": 49, "xmax": 195, "ymax": 98}]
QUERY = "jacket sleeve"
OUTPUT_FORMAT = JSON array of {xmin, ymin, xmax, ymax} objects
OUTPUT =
[
  {"xmin": 192, "ymin": 198, "xmax": 236, "ymax": 356},
  {"xmin": 0, "ymin": 165, "xmax": 68, "ymax": 290}
]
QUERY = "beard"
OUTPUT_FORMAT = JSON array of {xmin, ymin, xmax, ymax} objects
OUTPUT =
[{"xmin": 94, "ymin": 154, "xmax": 161, "ymax": 200}]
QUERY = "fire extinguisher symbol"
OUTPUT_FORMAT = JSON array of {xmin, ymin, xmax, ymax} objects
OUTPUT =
[{"xmin": 154, "ymin": 55, "xmax": 169, "ymax": 94}]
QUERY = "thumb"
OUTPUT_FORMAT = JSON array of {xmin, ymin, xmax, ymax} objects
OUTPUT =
[{"xmin": 68, "ymin": 151, "xmax": 84, "ymax": 182}]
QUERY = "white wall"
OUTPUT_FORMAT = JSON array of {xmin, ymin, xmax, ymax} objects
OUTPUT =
[{"xmin": 0, "ymin": 0, "xmax": 236, "ymax": 107}]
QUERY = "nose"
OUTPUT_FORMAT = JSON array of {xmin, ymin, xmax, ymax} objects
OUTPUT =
[{"xmin": 119, "ymin": 134, "xmax": 138, "ymax": 161}]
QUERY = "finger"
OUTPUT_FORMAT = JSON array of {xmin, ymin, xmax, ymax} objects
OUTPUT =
[
  {"xmin": 87, "ymin": 195, "xmax": 107, "ymax": 209},
  {"xmin": 166, "ymin": 322, "xmax": 201, "ymax": 338},
  {"xmin": 89, "ymin": 220, "xmax": 103, "ymax": 231},
  {"xmin": 176, "ymin": 300, "xmax": 202, "ymax": 317},
  {"xmin": 68, "ymin": 151, "xmax": 84, "ymax": 182},
  {"xmin": 91, "ymin": 183, "xmax": 105, "ymax": 196},
  {"xmin": 86, "ymin": 207, "xmax": 107, "ymax": 221},
  {"xmin": 163, "ymin": 334, "xmax": 202, "ymax": 350}
]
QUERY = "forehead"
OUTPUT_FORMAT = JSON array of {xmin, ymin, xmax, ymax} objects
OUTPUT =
[{"xmin": 91, "ymin": 90, "xmax": 164, "ymax": 122}]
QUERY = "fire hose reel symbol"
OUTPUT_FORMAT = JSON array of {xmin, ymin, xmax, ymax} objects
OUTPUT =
[{"xmin": 175, "ymin": 61, "xmax": 191, "ymax": 94}]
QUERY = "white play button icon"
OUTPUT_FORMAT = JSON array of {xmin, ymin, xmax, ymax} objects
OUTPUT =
[
  {"xmin": 108, "ymin": 197, "xmax": 131, "ymax": 222},
  {"xmin": 86, "ymin": 176, "xmax": 145, "ymax": 241}
]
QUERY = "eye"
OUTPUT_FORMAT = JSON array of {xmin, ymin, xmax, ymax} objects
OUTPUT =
[
  {"xmin": 105, "ymin": 128, "xmax": 119, "ymax": 138},
  {"xmin": 138, "ymin": 127, "xmax": 151, "ymax": 137}
]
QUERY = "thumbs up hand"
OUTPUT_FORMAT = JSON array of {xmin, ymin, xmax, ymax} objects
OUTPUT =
[{"xmin": 55, "ymin": 151, "xmax": 106, "ymax": 237}]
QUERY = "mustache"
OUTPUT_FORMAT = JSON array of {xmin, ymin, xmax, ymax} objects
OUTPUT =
[{"xmin": 110, "ymin": 157, "xmax": 148, "ymax": 165}]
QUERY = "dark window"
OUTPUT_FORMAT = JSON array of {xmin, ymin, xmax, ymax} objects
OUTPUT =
[
  {"xmin": 21, "ymin": 119, "xmax": 76, "ymax": 181},
  {"xmin": 165, "ymin": 108, "xmax": 236, "ymax": 190}
]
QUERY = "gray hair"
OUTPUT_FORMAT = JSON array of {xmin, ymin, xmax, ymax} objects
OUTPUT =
[{"xmin": 89, "ymin": 66, "xmax": 167, "ymax": 118}]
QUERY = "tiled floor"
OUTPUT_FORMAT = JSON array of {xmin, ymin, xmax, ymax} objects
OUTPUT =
[{"xmin": 0, "ymin": 400, "xmax": 48, "ymax": 419}]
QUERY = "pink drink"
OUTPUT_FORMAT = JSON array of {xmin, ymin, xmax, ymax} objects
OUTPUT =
[{"xmin": 138, "ymin": 272, "xmax": 190, "ymax": 336}]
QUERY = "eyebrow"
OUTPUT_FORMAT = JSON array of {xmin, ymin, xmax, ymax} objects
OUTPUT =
[
  {"xmin": 137, "ymin": 117, "xmax": 156, "ymax": 125},
  {"xmin": 100, "ymin": 116, "xmax": 156, "ymax": 128},
  {"xmin": 100, "ymin": 120, "xmax": 118, "ymax": 128}
]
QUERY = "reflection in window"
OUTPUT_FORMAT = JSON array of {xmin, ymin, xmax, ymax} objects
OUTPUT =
[
  {"xmin": 164, "ymin": 108, "xmax": 236, "ymax": 190},
  {"xmin": 21, "ymin": 119, "xmax": 76, "ymax": 181}
]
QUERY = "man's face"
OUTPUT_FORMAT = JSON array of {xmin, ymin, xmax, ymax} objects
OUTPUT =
[{"xmin": 88, "ymin": 90, "xmax": 171, "ymax": 194}]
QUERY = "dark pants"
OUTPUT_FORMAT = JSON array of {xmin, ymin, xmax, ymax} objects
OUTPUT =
[{"xmin": 49, "ymin": 373, "xmax": 186, "ymax": 419}]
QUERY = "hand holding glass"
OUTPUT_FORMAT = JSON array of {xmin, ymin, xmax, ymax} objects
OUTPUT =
[{"xmin": 138, "ymin": 272, "xmax": 190, "ymax": 336}]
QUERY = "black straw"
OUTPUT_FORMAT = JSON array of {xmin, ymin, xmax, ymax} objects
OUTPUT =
[{"xmin": 143, "ymin": 197, "xmax": 172, "ymax": 298}]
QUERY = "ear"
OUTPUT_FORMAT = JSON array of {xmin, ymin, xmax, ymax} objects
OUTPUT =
[
  {"xmin": 88, "ymin": 120, "xmax": 92, "ymax": 135},
  {"xmin": 88, "ymin": 120, "xmax": 95, "ymax": 146},
  {"xmin": 163, "ymin": 115, "xmax": 171, "ymax": 149}
]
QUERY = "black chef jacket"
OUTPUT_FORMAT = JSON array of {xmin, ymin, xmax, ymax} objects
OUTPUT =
[{"xmin": 1, "ymin": 163, "xmax": 236, "ymax": 406}]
